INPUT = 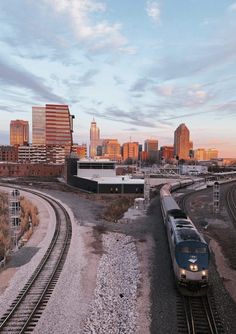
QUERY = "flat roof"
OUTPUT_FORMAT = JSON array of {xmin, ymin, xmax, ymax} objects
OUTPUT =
[
  {"xmin": 75, "ymin": 175, "xmax": 144, "ymax": 185},
  {"xmin": 78, "ymin": 159, "xmax": 115, "ymax": 163}
]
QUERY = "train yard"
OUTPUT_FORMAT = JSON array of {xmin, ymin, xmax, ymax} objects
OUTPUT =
[{"xmin": 0, "ymin": 179, "xmax": 235, "ymax": 333}]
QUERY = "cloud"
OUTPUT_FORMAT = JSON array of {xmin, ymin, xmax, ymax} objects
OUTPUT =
[
  {"xmin": 123, "ymin": 128, "xmax": 139, "ymax": 132},
  {"xmin": 212, "ymin": 100, "xmax": 236, "ymax": 117},
  {"xmin": 155, "ymin": 85, "xmax": 175, "ymax": 96},
  {"xmin": 187, "ymin": 89, "xmax": 207, "ymax": 101},
  {"xmin": 130, "ymin": 78, "xmax": 153, "ymax": 92},
  {"xmin": 0, "ymin": 0, "xmax": 133, "ymax": 63},
  {"xmin": 118, "ymin": 47, "xmax": 137, "ymax": 55},
  {"xmin": 146, "ymin": 1, "xmax": 161, "ymax": 24},
  {"xmin": 91, "ymin": 99, "xmax": 103, "ymax": 106},
  {"xmin": 161, "ymin": 100, "xmax": 236, "ymax": 121},
  {"xmin": 46, "ymin": 0, "xmax": 130, "ymax": 52},
  {"xmin": 113, "ymin": 75, "xmax": 124, "ymax": 86},
  {"xmin": 0, "ymin": 105, "xmax": 17, "ymax": 113},
  {"xmin": 228, "ymin": 3, "xmax": 236, "ymax": 11},
  {"xmin": 147, "ymin": 32, "xmax": 236, "ymax": 82},
  {"xmin": 62, "ymin": 69, "xmax": 99, "ymax": 89},
  {"xmin": 0, "ymin": 57, "xmax": 65, "ymax": 103},
  {"xmin": 83, "ymin": 105, "xmax": 158, "ymax": 128},
  {"xmin": 78, "ymin": 69, "xmax": 99, "ymax": 86},
  {"xmin": 153, "ymin": 83, "xmax": 212, "ymax": 110}
]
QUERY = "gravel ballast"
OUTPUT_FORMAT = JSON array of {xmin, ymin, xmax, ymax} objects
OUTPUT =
[{"xmin": 83, "ymin": 233, "xmax": 140, "ymax": 333}]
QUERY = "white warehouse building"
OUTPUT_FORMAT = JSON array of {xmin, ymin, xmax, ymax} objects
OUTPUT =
[{"xmin": 179, "ymin": 164, "xmax": 208, "ymax": 175}]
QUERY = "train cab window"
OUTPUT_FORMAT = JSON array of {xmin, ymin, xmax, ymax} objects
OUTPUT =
[
  {"xmin": 195, "ymin": 247, "xmax": 207, "ymax": 253},
  {"xmin": 179, "ymin": 247, "xmax": 191, "ymax": 253},
  {"xmin": 177, "ymin": 220, "xmax": 192, "ymax": 226},
  {"xmin": 179, "ymin": 246, "xmax": 207, "ymax": 253}
]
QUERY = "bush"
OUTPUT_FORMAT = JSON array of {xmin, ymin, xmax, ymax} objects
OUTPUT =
[
  {"xmin": 20, "ymin": 197, "xmax": 39, "ymax": 235},
  {"xmin": 101, "ymin": 196, "xmax": 135, "ymax": 222}
]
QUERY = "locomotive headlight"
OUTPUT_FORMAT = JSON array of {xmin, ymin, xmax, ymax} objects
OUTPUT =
[
  {"xmin": 202, "ymin": 270, "xmax": 206, "ymax": 276},
  {"xmin": 190, "ymin": 264, "xmax": 198, "ymax": 272},
  {"xmin": 181, "ymin": 269, "xmax": 186, "ymax": 275}
]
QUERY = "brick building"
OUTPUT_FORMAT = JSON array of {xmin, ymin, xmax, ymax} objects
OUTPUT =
[{"xmin": 0, "ymin": 163, "xmax": 64, "ymax": 178}]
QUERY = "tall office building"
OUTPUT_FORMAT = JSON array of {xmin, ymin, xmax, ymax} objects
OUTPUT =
[
  {"xmin": 144, "ymin": 139, "xmax": 158, "ymax": 162},
  {"xmin": 194, "ymin": 148, "xmax": 206, "ymax": 160},
  {"xmin": 194, "ymin": 148, "xmax": 218, "ymax": 160},
  {"xmin": 32, "ymin": 106, "xmax": 46, "ymax": 145},
  {"xmin": 206, "ymin": 148, "xmax": 218, "ymax": 160},
  {"xmin": 72, "ymin": 143, "xmax": 87, "ymax": 159},
  {"xmin": 102, "ymin": 139, "xmax": 121, "ymax": 161},
  {"xmin": 160, "ymin": 146, "xmax": 174, "ymax": 162},
  {"xmin": 89, "ymin": 119, "xmax": 100, "ymax": 158},
  {"xmin": 45, "ymin": 104, "xmax": 73, "ymax": 149},
  {"xmin": 174, "ymin": 123, "xmax": 191, "ymax": 160},
  {"xmin": 10, "ymin": 120, "xmax": 29, "ymax": 146},
  {"xmin": 32, "ymin": 104, "xmax": 74, "ymax": 161},
  {"xmin": 122, "ymin": 142, "xmax": 139, "ymax": 162}
]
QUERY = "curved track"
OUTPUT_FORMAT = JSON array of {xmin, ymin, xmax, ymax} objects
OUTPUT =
[
  {"xmin": 226, "ymin": 183, "xmax": 236, "ymax": 226},
  {"xmin": 0, "ymin": 186, "xmax": 72, "ymax": 333}
]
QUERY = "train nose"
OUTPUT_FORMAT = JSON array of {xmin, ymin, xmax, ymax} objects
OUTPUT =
[{"xmin": 189, "ymin": 264, "xmax": 198, "ymax": 271}]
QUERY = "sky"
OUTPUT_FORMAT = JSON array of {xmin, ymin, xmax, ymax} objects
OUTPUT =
[{"xmin": 0, "ymin": 0, "xmax": 236, "ymax": 158}]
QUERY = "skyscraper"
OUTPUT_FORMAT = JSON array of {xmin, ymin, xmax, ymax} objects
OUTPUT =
[
  {"xmin": 89, "ymin": 119, "xmax": 100, "ymax": 158},
  {"xmin": 160, "ymin": 146, "xmax": 174, "ymax": 162},
  {"xmin": 45, "ymin": 104, "xmax": 73, "ymax": 150},
  {"xmin": 174, "ymin": 123, "xmax": 191, "ymax": 160},
  {"xmin": 144, "ymin": 139, "xmax": 158, "ymax": 162},
  {"xmin": 10, "ymin": 120, "xmax": 29, "ymax": 145},
  {"xmin": 122, "ymin": 142, "xmax": 139, "ymax": 161},
  {"xmin": 32, "ymin": 106, "xmax": 46, "ymax": 145},
  {"xmin": 32, "ymin": 104, "xmax": 74, "ymax": 160},
  {"xmin": 102, "ymin": 139, "xmax": 121, "ymax": 161}
]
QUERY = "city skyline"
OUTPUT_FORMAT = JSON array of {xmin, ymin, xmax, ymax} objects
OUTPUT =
[{"xmin": 1, "ymin": 1, "xmax": 236, "ymax": 158}]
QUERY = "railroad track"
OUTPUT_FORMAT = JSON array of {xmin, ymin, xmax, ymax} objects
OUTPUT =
[
  {"xmin": 175, "ymin": 189, "xmax": 224, "ymax": 334},
  {"xmin": 0, "ymin": 186, "xmax": 72, "ymax": 333},
  {"xmin": 177, "ymin": 293, "xmax": 224, "ymax": 334},
  {"xmin": 226, "ymin": 183, "xmax": 236, "ymax": 225},
  {"xmin": 176, "ymin": 191, "xmax": 191, "ymax": 214}
]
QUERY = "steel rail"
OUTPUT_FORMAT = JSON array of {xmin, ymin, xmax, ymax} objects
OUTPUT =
[
  {"xmin": 180, "ymin": 295, "xmax": 222, "ymax": 334},
  {"xmin": 175, "ymin": 189, "xmax": 224, "ymax": 334},
  {"xmin": 201, "ymin": 295, "xmax": 219, "ymax": 334},
  {"xmin": 19, "ymin": 197, "xmax": 72, "ymax": 333},
  {"xmin": 226, "ymin": 184, "xmax": 236, "ymax": 224},
  {"xmin": 0, "ymin": 185, "xmax": 72, "ymax": 333}
]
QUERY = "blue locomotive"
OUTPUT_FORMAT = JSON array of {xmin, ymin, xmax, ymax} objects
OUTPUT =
[{"xmin": 160, "ymin": 182, "xmax": 209, "ymax": 293}]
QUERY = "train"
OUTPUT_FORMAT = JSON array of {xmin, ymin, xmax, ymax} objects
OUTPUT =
[{"xmin": 160, "ymin": 180, "xmax": 210, "ymax": 294}]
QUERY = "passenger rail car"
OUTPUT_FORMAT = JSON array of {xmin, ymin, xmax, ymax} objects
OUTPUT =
[{"xmin": 160, "ymin": 184, "xmax": 209, "ymax": 294}]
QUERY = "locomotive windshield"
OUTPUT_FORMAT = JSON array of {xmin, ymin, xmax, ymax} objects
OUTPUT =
[
  {"xmin": 175, "ymin": 220, "xmax": 193, "ymax": 226},
  {"xmin": 179, "ymin": 246, "xmax": 207, "ymax": 254}
]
